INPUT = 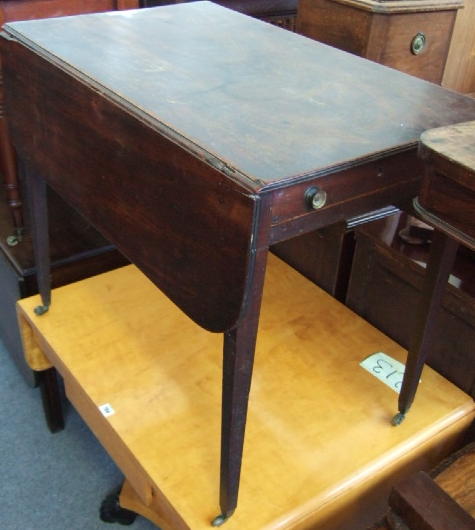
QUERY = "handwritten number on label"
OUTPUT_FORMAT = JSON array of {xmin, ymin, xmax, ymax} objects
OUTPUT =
[
  {"xmin": 372, "ymin": 358, "xmax": 392, "ymax": 374},
  {"xmin": 360, "ymin": 352, "xmax": 406, "ymax": 393},
  {"xmin": 372, "ymin": 359, "xmax": 403, "ymax": 384}
]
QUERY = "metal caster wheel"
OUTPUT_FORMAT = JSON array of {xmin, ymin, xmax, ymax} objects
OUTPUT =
[
  {"xmin": 211, "ymin": 513, "xmax": 229, "ymax": 526},
  {"xmin": 392, "ymin": 412, "xmax": 406, "ymax": 426}
]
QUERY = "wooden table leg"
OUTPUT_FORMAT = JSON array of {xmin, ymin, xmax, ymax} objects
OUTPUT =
[
  {"xmin": 393, "ymin": 229, "xmax": 459, "ymax": 425},
  {"xmin": 24, "ymin": 164, "xmax": 51, "ymax": 315},
  {"xmin": 100, "ymin": 483, "xmax": 138, "ymax": 526},
  {"xmin": 213, "ymin": 250, "xmax": 269, "ymax": 526},
  {"xmin": 38, "ymin": 367, "xmax": 65, "ymax": 433},
  {"xmin": 0, "ymin": 68, "xmax": 24, "ymax": 245}
]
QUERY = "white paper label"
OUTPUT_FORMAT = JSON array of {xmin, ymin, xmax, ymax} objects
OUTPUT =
[
  {"xmin": 360, "ymin": 352, "xmax": 408, "ymax": 393},
  {"xmin": 99, "ymin": 403, "xmax": 115, "ymax": 417}
]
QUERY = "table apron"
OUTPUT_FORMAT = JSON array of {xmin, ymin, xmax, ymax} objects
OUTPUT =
[{"xmin": 268, "ymin": 150, "xmax": 423, "ymax": 244}]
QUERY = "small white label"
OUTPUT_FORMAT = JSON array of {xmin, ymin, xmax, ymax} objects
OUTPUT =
[
  {"xmin": 99, "ymin": 403, "xmax": 115, "ymax": 417},
  {"xmin": 360, "ymin": 352, "xmax": 408, "ymax": 393}
]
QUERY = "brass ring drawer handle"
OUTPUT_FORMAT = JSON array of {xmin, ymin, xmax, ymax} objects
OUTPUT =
[
  {"xmin": 305, "ymin": 186, "xmax": 327, "ymax": 209},
  {"xmin": 411, "ymin": 32, "xmax": 426, "ymax": 55}
]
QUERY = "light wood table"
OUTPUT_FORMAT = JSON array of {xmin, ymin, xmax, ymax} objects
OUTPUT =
[{"xmin": 17, "ymin": 255, "xmax": 475, "ymax": 529}]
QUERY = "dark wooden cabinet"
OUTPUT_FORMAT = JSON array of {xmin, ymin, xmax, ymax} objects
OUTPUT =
[
  {"xmin": 141, "ymin": 0, "xmax": 299, "ymax": 29},
  {"xmin": 296, "ymin": 0, "xmax": 461, "ymax": 84},
  {"xmin": 271, "ymin": 221, "xmax": 356, "ymax": 301},
  {"xmin": 271, "ymin": 206, "xmax": 399, "ymax": 301}
]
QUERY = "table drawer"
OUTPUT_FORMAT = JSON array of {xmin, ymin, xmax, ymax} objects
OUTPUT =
[{"xmin": 269, "ymin": 150, "xmax": 422, "ymax": 239}]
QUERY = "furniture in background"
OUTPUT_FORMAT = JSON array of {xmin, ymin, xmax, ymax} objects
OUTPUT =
[
  {"xmin": 0, "ymin": 1, "xmax": 136, "ymax": 400},
  {"xmin": 212, "ymin": 0, "xmax": 298, "ymax": 29},
  {"xmin": 141, "ymin": 0, "xmax": 299, "ymax": 30},
  {"xmin": 296, "ymin": 0, "xmax": 462, "ymax": 84},
  {"xmin": 395, "ymin": 120, "xmax": 475, "ymax": 424},
  {"xmin": 3, "ymin": 3, "xmax": 475, "ymax": 522},
  {"xmin": 0, "ymin": 0, "xmax": 138, "ymax": 245},
  {"xmin": 442, "ymin": 0, "xmax": 475, "ymax": 94},
  {"xmin": 370, "ymin": 441, "xmax": 475, "ymax": 530},
  {"xmin": 271, "ymin": 206, "xmax": 399, "ymax": 302},
  {"xmin": 275, "ymin": 0, "xmax": 463, "ymax": 304},
  {"xmin": 294, "ymin": 0, "xmax": 475, "ymax": 397},
  {"xmin": 346, "ymin": 212, "xmax": 475, "ymax": 399}
]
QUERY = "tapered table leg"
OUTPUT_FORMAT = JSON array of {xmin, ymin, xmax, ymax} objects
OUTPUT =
[
  {"xmin": 24, "ymin": 164, "xmax": 51, "ymax": 315},
  {"xmin": 212, "ymin": 250, "xmax": 268, "ymax": 526},
  {"xmin": 393, "ymin": 230, "xmax": 459, "ymax": 425}
]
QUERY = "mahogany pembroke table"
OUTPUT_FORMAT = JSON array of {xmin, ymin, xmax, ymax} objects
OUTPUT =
[{"xmin": 2, "ymin": 2, "xmax": 475, "ymax": 524}]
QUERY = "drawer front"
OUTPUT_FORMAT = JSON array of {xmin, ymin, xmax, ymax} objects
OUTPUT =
[
  {"xmin": 269, "ymin": 149, "xmax": 423, "ymax": 243},
  {"xmin": 367, "ymin": 10, "xmax": 457, "ymax": 83},
  {"xmin": 417, "ymin": 167, "xmax": 475, "ymax": 248}
]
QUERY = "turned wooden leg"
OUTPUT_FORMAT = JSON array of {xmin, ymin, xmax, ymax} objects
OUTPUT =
[{"xmin": 0, "ymin": 67, "xmax": 24, "ymax": 244}]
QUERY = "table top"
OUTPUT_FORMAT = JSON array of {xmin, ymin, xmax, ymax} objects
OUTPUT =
[
  {"xmin": 416, "ymin": 120, "xmax": 475, "ymax": 249},
  {"xmin": 419, "ymin": 120, "xmax": 475, "ymax": 191},
  {"xmin": 4, "ymin": 1, "xmax": 475, "ymax": 188}
]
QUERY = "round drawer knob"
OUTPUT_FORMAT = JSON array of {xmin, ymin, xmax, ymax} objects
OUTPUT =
[
  {"xmin": 411, "ymin": 32, "xmax": 426, "ymax": 55},
  {"xmin": 305, "ymin": 186, "xmax": 327, "ymax": 209}
]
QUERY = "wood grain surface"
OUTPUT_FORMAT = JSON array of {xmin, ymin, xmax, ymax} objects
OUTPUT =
[{"xmin": 17, "ymin": 255, "xmax": 475, "ymax": 529}]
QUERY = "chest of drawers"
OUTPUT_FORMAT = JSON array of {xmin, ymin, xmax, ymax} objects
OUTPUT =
[{"xmin": 296, "ymin": 0, "xmax": 462, "ymax": 84}]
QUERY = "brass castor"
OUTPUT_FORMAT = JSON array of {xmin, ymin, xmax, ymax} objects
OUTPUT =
[
  {"xmin": 211, "ymin": 513, "xmax": 229, "ymax": 526},
  {"xmin": 392, "ymin": 412, "xmax": 406, "ymax": 426}
]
